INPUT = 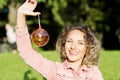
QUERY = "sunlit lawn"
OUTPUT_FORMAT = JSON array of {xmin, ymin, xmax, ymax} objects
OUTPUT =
[
  {"xmin": 99, "ymin": 50, "xmax": 120, "ymax": 80},
  {"xmin": 0, "ymin": 50, "xmax": 120, "ymax": 80}
]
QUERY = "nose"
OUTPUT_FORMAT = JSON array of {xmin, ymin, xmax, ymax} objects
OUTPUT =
[{"xmin": 70, "ymin": 43, "xmax": 77, "ymax": 49}]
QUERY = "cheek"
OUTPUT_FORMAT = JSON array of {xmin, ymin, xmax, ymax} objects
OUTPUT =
[
  {"xmin": 79, "ymin": 45, "xmax": 87, "ymax": 54},
  {"xmin": 65, "ymin": 42, "xmax": 70, "ymax": 49},
  {"xmin": 65, "ymin": 44, "xmax": 70, "ymax": 54},
  {"xmin": 65, "ymin": 44, "xmax": 67, "ymax": 51}
]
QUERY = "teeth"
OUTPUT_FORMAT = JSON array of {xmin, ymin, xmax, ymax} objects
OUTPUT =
[{"xmin": 70, "ymin": 51, "xmax": 78, "ymax": 55}]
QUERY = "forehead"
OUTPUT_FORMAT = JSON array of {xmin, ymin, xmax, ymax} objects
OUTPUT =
[{"xmin": 67, "ymin": 30, "xmax": 85, "ymax": 40}]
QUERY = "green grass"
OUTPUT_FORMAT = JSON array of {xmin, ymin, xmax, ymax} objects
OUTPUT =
[
  {"xmin": 0, "ymin": 50, "xmax": 120, "ymax": 80},
  {"xmin": 0, "ymin": 50, "xmax": 60, "ymax": 80},
  {"xmin": 99, "ymin": 50, "xmax": 120, "ymax": 80}
]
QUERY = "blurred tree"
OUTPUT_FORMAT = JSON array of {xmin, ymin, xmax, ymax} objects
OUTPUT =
[
  {"xmin": 101, "ymin": 0, "xmax": 120, "ymax": 49},
  {"xmin": 0, "ymin": 0, "xmax": 21, "ymax": 26},
  {"xmin": 0, "ymin": 0, "xmax": 7, "ymax": 9},
  {"xmin": 0, "ymin": 0, "xmax": 119, "ymax": 49},
  {"xmin": 7, "ymin": 0, "xmax": 20, "ymax": 26}
]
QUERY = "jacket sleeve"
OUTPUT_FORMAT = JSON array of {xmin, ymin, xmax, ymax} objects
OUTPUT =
[{"xmin": 15, "ymin": 26, "xmax": 56, "ymax": 79}]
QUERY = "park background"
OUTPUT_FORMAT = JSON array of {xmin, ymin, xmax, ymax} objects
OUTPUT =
[{"xmin": 0, "ymin": 0, "xmax": 120, "ymax": 80}]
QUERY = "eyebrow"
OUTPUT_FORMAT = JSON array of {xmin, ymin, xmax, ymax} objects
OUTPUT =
[{"xmin": 66, "ymin": 38, "xmax": 85, "ymax": 42}]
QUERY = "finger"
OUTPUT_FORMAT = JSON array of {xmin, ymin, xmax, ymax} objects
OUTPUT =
[
  {"xmin": 33, "ymin": 12, "xmax": 41, "ymax": 16},
  {"xmin": 26, "ymin": 11, "xmax": 41, "ymax": 16}
]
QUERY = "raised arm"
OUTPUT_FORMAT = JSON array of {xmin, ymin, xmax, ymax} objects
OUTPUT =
[{"xmin": 16, "ymin": 0, "xmax": 56, "ymax": 79}]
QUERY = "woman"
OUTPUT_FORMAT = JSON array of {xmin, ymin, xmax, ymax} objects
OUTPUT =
[{"xmin": 16, "ymin": 0, "xmax": 103, "ymax": 80}]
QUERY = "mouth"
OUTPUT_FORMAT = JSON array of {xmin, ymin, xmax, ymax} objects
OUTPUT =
[{"xmin": 69, "ymin": 50, "xmax": 79, "ymax": 56}]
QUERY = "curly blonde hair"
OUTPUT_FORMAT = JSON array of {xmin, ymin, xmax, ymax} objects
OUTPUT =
[{"xmin": 56, "ymin": 23, "xmax": 101, "ymax": 67}]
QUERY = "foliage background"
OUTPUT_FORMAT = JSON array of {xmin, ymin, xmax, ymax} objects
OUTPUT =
[{"xmin": 0, "ymin": 0, "xmax": 120, "ymax": 50}]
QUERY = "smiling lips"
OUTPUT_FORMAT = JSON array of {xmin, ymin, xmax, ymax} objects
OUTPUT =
[{"xmin": 69, "ymin": 51, "xmax": 79, "ymax": 56}]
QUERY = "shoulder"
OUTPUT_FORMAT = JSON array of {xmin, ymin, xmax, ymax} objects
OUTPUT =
[
  {"xmin": 89, "ymin": 66, "xmax": 104, "ymax": 80},
  {"xmin": 89, "ymin": 66, "xmax": 100, "ymax": 72}
]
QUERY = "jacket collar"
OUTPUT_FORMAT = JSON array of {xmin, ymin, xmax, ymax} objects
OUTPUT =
[{"xmin": 63, "ymin": 60, "xmax": 89, "ymax": 72}]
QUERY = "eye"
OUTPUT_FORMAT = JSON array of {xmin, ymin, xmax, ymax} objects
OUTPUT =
[
  {"xmin": 78, "ymin": 42, "xmax": 84, "ymax": 45},
  {"xmin": 66, "ymin": 39, "xmax": 72, "ymax": 43}
]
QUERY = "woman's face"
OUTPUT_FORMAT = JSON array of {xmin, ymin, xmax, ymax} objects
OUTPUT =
[{"xmin": 65, "ymin": 29, "xmax": 87, "ymax": 62}]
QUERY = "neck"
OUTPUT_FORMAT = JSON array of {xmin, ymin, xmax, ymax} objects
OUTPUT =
[{"xmin": 68, "ymin": 59, "xmax": 83, "ymax": 71}]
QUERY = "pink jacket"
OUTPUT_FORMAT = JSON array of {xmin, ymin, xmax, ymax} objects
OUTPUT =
[{"xmin": 16, "ymin": 26, "xmax": 104, "ymax": 80}]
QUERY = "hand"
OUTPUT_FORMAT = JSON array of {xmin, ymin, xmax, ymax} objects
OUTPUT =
[
  {"xmin": 18, "ymin": 0, "xmax": 40, "ymax": 16},
  {"xmin": 17, "ymin": 0, "xmax": 40, "ymax": 27}
]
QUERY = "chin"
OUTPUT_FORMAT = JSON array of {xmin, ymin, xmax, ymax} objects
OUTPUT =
[{"xmin": 68, "ymin": 58, "xmax": 79, "ymax": 62}]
